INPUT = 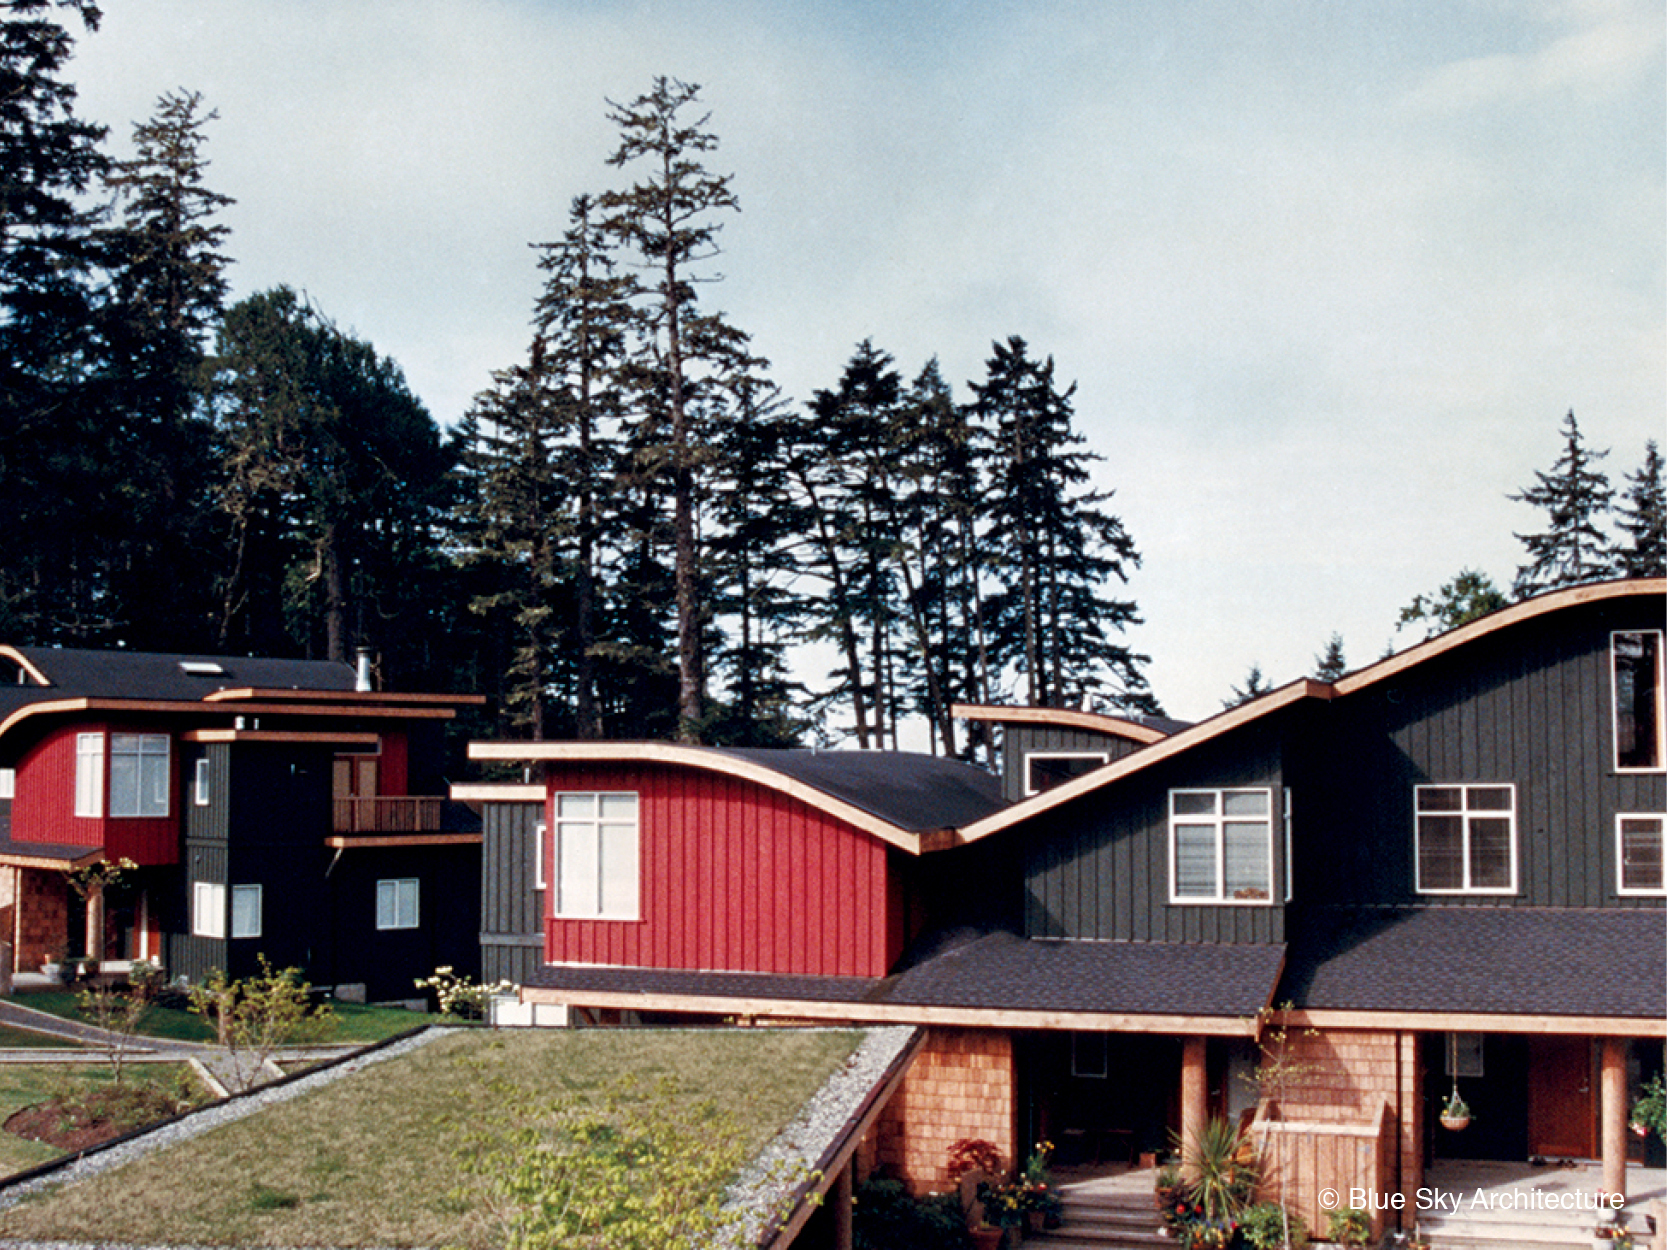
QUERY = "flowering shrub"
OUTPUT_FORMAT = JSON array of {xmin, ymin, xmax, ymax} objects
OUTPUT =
[
  {"xmin": 415, "ymin": 966, "xmax": 513, "ymax": 1020},
  {"xmin": 945, "ymin": 1137, "xmax": 1003, "ymax": 1182}
]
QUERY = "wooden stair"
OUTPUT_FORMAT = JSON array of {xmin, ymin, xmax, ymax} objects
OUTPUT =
[{"xmin": 1023, "ymin": 1180, "xmax": 1166, "ymax": 1249}]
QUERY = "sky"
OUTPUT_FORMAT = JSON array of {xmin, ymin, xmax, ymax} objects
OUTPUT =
[{"xmin": 66, "ymin": 0, "xmax": 1665, "ymax": 726}]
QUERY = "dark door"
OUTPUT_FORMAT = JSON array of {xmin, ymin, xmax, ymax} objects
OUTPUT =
[{"xmin": 1527, "ymin": 1036, "xmax": 1594, "ymax": 1159}]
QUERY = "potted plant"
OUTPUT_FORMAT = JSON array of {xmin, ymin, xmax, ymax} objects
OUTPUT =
[
  {"xmin": 1439, "ymin": 1089, "xmax": 1471, "ymax": 1131},
  {"xmin": 1017, "ymin": 1139, "xmax": 1062, "ymax": 1231},
  {"xmin": 1630, "ymin": 1072, "xmax": 1665, "ymax": 1143},
  {"xmin": 1327, "ymin": 1206, "xmax": 1372, "ymax": 1247}
]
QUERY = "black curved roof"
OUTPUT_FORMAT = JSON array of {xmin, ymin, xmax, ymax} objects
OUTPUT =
[
  {"xmin": 0, "ymin": 647, "xmax": 355, "ymax": 716},
  {"xmin": 716, "ymin": 748, "xmax": 1007, "ymax": 832}
]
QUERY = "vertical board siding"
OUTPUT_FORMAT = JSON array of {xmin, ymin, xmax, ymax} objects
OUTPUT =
[
  {"xmin": 542, "ymin": 764, "xmax": 896, "ymax": 977},
  {"xmin": 1001, "ymin": 725, "xmax": 1146, "ymax": 803},
  {"xmin": 13, "ymin": 724, "xmax": 180, "ymax": 863}
]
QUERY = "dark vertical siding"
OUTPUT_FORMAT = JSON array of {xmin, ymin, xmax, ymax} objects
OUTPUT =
[
  {"xmin": 168, "ymin": 840, "xmax": 227, "ymax": 983},
  {"xmin": 480, "ymin": 801, "xmax": 543, "ymax": 986},
  {"xmin": 1001, "ymin": 725, "xmax": 1147, "ymax": 803}
]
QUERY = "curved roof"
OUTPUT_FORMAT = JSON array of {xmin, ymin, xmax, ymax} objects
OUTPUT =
[
  {"xmin": 0, "ymin": 646, "xmax": 355, "ymax": 711},
  {"xmin": 951, "ymin": 703, "xmax": 1181, "ymax": 743}
]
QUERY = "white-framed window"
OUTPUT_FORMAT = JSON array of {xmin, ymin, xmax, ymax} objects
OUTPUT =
[
  {"xmin": 193, "ymin": 758, "xmax": 211, "ymax": 807},
  {"xmin": 1025, "ymin": 752, "xmax": 1109, "ymax": 796},
  {"xmin": 1415, "ymin": 784, "xmax": 1517, "ymax": 894},
  {"xmin": 230, "ymin": 883, "xmax": 262, "ymax": 939},
  {"xmin": 0, "ymin": 767, "xmax": 13, "ymax": 800},
  {"xmin": 1618, "ymin": 813, "xmax": 1666, "ymax": 895},
  {"xmin": 1613, "ymin": 631, "xmax": 1664, "ymax": 772},
  {"xmin": 193, "ymin": 881, "xmax": 225, "ymax": 939},
  {"xmin": 553, "ymin": 792, "xmax": 640, "ymax": 919},
  {"xmin": 376, "ymin": 878, "xmax": 419, "ymax": 930},
  {"xmin": 533, "ymin": 820, "xmax": 547, "ymax": 891},
  {"xmin": 75, "ymin": 733, "xmax": 104, "ymax": 818},
  {"xmin": 1169, "ymin": 787, "xmax": 1275, "ymax": 904},
  {"xmin": 110, "ymin": 733, "xmax": 169, "ymax": 818}
]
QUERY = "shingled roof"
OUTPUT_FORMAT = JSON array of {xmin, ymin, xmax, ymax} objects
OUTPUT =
[
  {"xmin": 1281, "ymin": 905, "xmax": 1667, "ymax": 1020},
  {"xmin": 0, "ymin": 646, "xmax": 355, "ymax": 714},
  {"xmin": 715, "ymin": 748, "xmax": 1005, "ymax": 834}
]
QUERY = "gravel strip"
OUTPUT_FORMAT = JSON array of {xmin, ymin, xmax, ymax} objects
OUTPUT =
[{"xmin": 0, "ymin": 1027, "xmax": 452, "ymax": 1222}]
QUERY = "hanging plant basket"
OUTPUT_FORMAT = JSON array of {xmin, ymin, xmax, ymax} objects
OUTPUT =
[{"xmin": 1440, "ymin": 1111, "xmax": 1471, "ymax": 1131}]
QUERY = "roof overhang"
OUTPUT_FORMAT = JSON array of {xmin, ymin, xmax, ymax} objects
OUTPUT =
[
  {"xmin": 951, "ymin": 702, "xmax": 1169, "ymax": 745},
  {"xmin": 0, "ymin": 697, "xmax": 459, "ymax": 747},
  {"xmin": 468, "ymin": 740, "xmax": 931, "ymax": 854}
]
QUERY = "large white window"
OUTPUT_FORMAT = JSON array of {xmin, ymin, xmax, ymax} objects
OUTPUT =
[
  {"xmin": 1169, "ymin": 788, "xmax": 1274, "ymax": 904},
  {"xmin": 1415, "ymin": 784, "xmax": 1517, "ymax": 894},
  {"xmin": 553, "ymin": 792, "xmax": 640, "ymax": 919},
  {"xmin": 1618, "ymin": 814, "xmax": 1666, "ymax": 896},
  {"xmin": 193, "ymin": 881, "xmax": 225, "ymax": 939},
  {"xmin": 110, "ymin": 734, "xmax": 169, "ymax": 817},
  {"xmin": 1613, "ymin": 631, "xmax": 1664, "ymax": 772},
  {"xmin": 1025, "ymin": 752, "xmax": 1109, "ymax": 796},
  {"xmin": 75, "ymin": 733, "xmax": 104, "ymax": 817},
  {"xmin": 376, "ymin": 878, "xmax": 419, "ymax": 930},
  {"xmin": 230, "ymin": 884, "xmax": 262, "ymax": 939}
]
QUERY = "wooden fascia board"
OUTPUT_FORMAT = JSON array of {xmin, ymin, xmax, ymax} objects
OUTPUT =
[
  {"xmin": 1332, "ymin": 578, "xmax": 1666, "ymax": 697},
  {"xmin": 518, "ymin": 985, "xmax": 1259, "ymax": 1035},
  {"xmin": 323, "ymin": 833, "xmax": 482, "ymax": 849},
  {"xmin": 450, "ymin": 783, "xmax": 545, "ymax": 803},
  {"xmin": 0, "ymin": 698, "xmax": 455, "ymax": 742},
  {"xmin": 0, "ymin": 849, "xmax": 105, "ymax": 871},
  {"xmin": 468, "ymin": 741, "xmax": 926, "ymax": 854},
  {"xmin": 203, "ymin": 687, "xmax": 486, "ymax": 707},
  {"xmin": 951, "ymin": 702, "xmax": 1169, "ymax": 744},
  {"xmin": 1287, "ymin": 1007, "xmax": 1667, "ymax": 1039},
  {"xmin": 184, "ymin": 730, "xmax": 381, "ymax": 745},
  {"xmin": 950, "ymin": 680, "xmax": 1331, "ymax": 846},
  {"xmin": 0, "ymin": 646, "xmax": 51, "ymax": 687}
]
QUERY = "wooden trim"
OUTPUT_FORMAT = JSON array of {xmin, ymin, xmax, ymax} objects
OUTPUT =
[
  {"xmin": 450, "ymin": 783, "xmax": 545, "ymax": 803},
  {"xmin": 518, "ymin": 984, "xmax": 1260, "ymax": 1035},
  {"xmin": 202, "ymin": 687, "xmax": 486, "ymax": 706},
  {"xmin": 952, "ymin": 702, "xmax": 1170, "ymax": 744},
  {"xmin": 0, "ymin": 850, "xmax": 105, "ymax": 871},
  {"xmin": 468, "ymin": 741, "xmax": 926, "ymax": 854},
  {"xmin": 184, "ymin": 730, "xmax": 381, "ymax": 745},
  {"xmin": 1285, "ymin": 1008, "xmax": 1667, "ymax": 1038},
  {"xmin": 951, "ymin": 680, "xmax": 1331, "ymax": 845},
  {"xmin": 0, "ymin": 698, "xmax": 456, "ymax": 742},
  {"xmin": 0, "ymin": 647, "xmax": 51, "ymax": 687},
  {"xmin": 322, "ymin": 833, "xmax": 482, "ymax": 849},
  {"xmin": 1333, "ymin": 578, "xmax": 1665, "ymax": 696}
]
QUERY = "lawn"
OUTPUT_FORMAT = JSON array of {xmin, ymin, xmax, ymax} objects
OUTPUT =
[
  {"xmin": 14, "ymin": 990, "xmax": 429, "ymax": 1046},
  {"xmin": 0, "ymin": 1027, "xmax": 861, "ymax": 1247},
  {"xmin": 0, "ymin": 1062, "xmax": 205, "ymax": 1177}
]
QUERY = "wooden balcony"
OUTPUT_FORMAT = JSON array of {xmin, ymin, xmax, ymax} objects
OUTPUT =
[{"xmin": 332, "ymin": 796, "xmax": 444, "ymax": 834}]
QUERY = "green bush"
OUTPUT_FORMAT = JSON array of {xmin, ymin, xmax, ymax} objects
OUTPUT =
[
  {"xmin": 1327, "ymin": 1207, "xmax": 1371, "ymax": 1246},
  {"xmin": 853, "ymin": 1177, "xmax": 972, "ymax": 1250},
  {"xmin": 1241, "ymin": 1200, "xmax": 1308, "ymax": 1249}
]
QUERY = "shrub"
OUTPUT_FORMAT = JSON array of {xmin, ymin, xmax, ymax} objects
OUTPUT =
[
  {"xmin": 1327, "ymin": 1206, "xmax": 1372, "ymax": 1246},
  {"xmin": 1241, "ymin": 1200, "xmax": 1308, "ymax": 1249},
  {"xmin": 945, "ymin": 1137, "xmax": 1002, "ymax": 1181},
  {"xmin": 852, "ymin": 1177, "xmax": 971, "ymax": 1250}
]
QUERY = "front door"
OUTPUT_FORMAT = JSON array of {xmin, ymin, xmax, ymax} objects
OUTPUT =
[{"xmin": 1527, "ymin": 1036, "xmax": 1594, "ymax": 1159}]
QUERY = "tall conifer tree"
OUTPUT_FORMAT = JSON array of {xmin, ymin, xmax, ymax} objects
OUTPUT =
[
  {"xmin": 1510, "ymin": 410, "xmax": 1613, "ymax": 597},
  {"xmin": 1614, "ymin": 440, "xmax": 1666, "ymax": 580}
]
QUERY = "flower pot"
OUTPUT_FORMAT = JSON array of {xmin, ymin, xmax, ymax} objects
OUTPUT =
[
  {"xmin": 1028, "ymin": 1210, "xmax": 1046, "ymax": 1233},
  {"xmin": 971, "ymin": 1228, "xmax": 1005, "ymax": 1250},
  {"xmin": 1440, "ymin": 1113, "xmax": 1470, "ymax": 1131}
]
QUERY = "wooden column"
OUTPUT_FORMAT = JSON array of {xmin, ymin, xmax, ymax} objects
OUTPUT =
[
  {"xmin": 1182, "ymin": 1036, "xmax": 1208, "ymax": 1167},
  {"xmin": 1601, "ymin": 1037, "xmax": 1628, "ymax": 1201},
  {"xmin": 832, "ymin": 1159, "xmax": 853, "ymax": 1250}
]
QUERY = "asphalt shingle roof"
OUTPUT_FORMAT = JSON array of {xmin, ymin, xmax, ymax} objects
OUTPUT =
[
  {"xmin": 0, "ymin": 647, "xmax": 355, "ymax": 717},
  {"xmin": 716, "ymin": 748, "xmax": 1007, "ymax": 832}
]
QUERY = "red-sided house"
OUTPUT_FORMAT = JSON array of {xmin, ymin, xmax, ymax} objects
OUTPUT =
[
  {"xmin": 466, "ymin": 578, "xmax": 1665, "ymax": 1240},
  {"xmin": 0, "ymin": 646, "xmax": 484, "ymax": 1000}
]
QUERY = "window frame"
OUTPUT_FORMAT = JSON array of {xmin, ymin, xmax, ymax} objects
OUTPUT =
[
  {"xmin": 192, "ymin": 881, "xmax": 226, "ymax": 939},
  {"xmin": 1612, "ymin": 630, "xmax": 1664, "ymax": 773},
  {"xmin": 1023, "ymin": 751, "xmax": 1110, "ymax": 796},
  {"xmin": 75, "ymin": 733, "xmax": 104, "ymax": 818},
  {"xmin": 1167, "ymin": 786, "xmax": 1277, "ymax": 906},
  {"xmin": 0, "ymin": 767, "xmax": 13, "ymax": 800},
  {"xmin": 109, "ymin": 733, "xmax": 169, "ymax": 818},
  {"xmin": 230, "ymin": 883, "xmax": 262, "ymax": 939},
  {"xmin": 533, "ymin": 820, "xmax": 547, "ymax": 891},
  {"xmin": 193, "ymin": 757, "xmax": 211, "ymax": 807},
  {"xmin": 1414, "ymin": 783, "xmax": 1518, "ymax": 895},
  {"xmin": 551, "ymin": 791, "xmax": 641, "ymax": 921},
  {"xmin": 1617, "ymin": 812, "xmax": 1667, "ymax": 896},
  {"xmin": 376, "ymin": 877, "xmax": 420, "ymax": 930}
]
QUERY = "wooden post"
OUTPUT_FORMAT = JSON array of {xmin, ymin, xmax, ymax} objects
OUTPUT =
[
  {"xmin": 1182, "ymin": 1036, "xmax": 1208, "ymax": 1168},
  {"xmin": 1601, "ymin": 1037, "xmax": 1627, "ymax": 1201},
  {"xmin": 832, "ymin": 1159, "xmax": 853, "ymax": 1250}
]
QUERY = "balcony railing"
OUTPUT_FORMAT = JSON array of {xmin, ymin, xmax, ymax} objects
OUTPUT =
[{"xmin": 332, "ymin": 796, "xmax": 444, "ymax": 834}]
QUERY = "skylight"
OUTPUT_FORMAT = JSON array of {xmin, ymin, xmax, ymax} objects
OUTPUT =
[{"xmin": 178, "ymin": 661, "xmax": 226, "ymax": 676}]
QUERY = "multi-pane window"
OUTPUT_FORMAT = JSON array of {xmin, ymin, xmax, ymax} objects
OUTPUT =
[
  {"xmin": 193, "ymin": 881, "xmax": 225, "ymax": 939},
  {"xmin": 1613, "ymin": 631, "xmax": 1663, "ymax": 772},
  {"xmin": 1415, "ymin": 784, "xmax": 1517, "ymax": 894},
  {"xmin": 1618, "ymin": 814, "xmax": 1666, "ymax": 895},
  {"xmin": 553, "ymin": 792, "xmax": 640, "ymax": 919},
  {"xmin": 1025, "ymin": 753, "xmax": 1109, "ymax": 796},
  {"xmin": 110, "ymin": 734, "xmax": 169, "ymax": 817},
  {"xmin": 230, "ymin": 884, "xmax": 262, "ymax": 938},
  {"xmin": 1169, "ymin": 788, "xmax": 1274, "ymax": 903},
  {"xmin": 376, "ymin": 878, "xmax": 419, "ymax": 930},
  {"xmin": 75, "ymin": 733, "xmax": 104, "ymax": 817}
]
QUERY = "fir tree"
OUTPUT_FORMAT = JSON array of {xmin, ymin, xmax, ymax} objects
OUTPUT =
[
  {"xmin": 1510, "ymin": 410, "xmax": 1613, "ymax": 598},
  {"xmin": 1225, "ymin": 663, "xmax": 1271, "ymax": 708},
  {"xmin": 1313, "ymin": 634, "xmax": 1347, "ymax": 682},
  {"xmin": 1614, "ymin": 440, "xmax": 1665, "ymax": 579}
]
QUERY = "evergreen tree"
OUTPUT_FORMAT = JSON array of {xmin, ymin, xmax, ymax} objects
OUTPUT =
[
  {"xmin": 1614, "ymin": 440, "xmax": 1666, "ymax": 579},
  {"xmin": 1396, "ymin": 568, "xmax": 1508, "ymax": 639},
  {"xmin": 1224, "ymin": 663, "xmax": 1271, "ymax": 709},
  {"xmin": 1313, "ymin": 634, "xmax": 1347, "ymax": 682},
  {"xmin": 96, "ymin": 88, "xmax": 234, "ymax": 647},
  {"xmin": 0, "ymin": 0, "xmax": 110, "ymax": 641},
  {"xmin": 974, "ymin": 337, "xmax": 1155, "ymax": 713},
  {"xmin": 599, "ymin": 76, "xmax": 742, "ymax": 742},
  {"xmin": 1510, "ymin": 410, "xmax": 1613, "ymax": 598}
]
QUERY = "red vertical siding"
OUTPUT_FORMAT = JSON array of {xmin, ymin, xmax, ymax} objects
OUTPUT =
[
  {"xmin": 12, "ymin": 724, "xmax": 180, "ymax": 864},
  {"xmin": 379, "ymin": 733, "xmax": 408, "ymax": 795},
  {"xmin": 542, "ymin": 763, "xmax": 900, "ymax": 978}
]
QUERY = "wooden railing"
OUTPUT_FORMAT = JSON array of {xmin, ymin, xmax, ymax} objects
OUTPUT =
[
  {"xmin": 1252, "ymin": 1095, "xmax": 1395, "ymax": 1242},
  {"xmin": 332, "ymin": 796, "xmax": 444, "ymax": 834}
]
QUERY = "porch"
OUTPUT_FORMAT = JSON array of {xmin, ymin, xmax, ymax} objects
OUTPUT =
[{"xmin": 1418, "ymin": 1159, "xmax": 1667, "ymax": 1249}]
